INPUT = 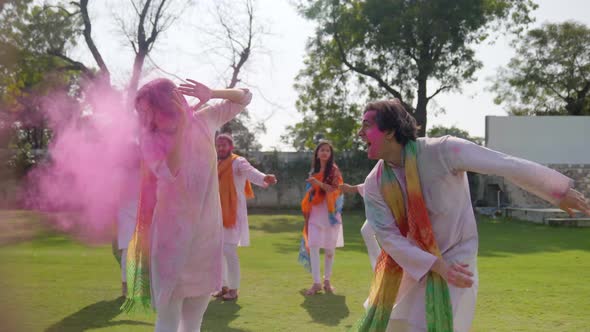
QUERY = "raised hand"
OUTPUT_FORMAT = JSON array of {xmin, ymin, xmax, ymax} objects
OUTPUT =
[
  {"xmin": 559, "ymin": 188, "xmax": 590, "ymax": 217},
  {"xmin": 306, "ymin": 177, "xmax": 336, "ymax": 192},
  {"xmin": 306, "ymin": 177, "xmax": 320, "ymax": 185},
  {"xmin": 178, "ymin": 79, "xmax": 212, "ymax": 110},
  {"xmin": 264, "ymin": 174, "xmax": 278, "ymax": 185}
]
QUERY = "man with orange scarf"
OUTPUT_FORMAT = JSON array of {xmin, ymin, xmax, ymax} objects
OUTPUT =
[
  {"xmin": 353, "ymin": 99, "xmax": 590, "ymax": 332},
  {"xmin": 215, "ymin": 133, "xmax": 277, "ymax": 301}
]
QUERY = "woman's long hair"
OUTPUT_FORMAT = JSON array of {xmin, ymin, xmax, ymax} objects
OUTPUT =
[
  {"xmin": 311, "ymin": 141, "xmax": 336, "ymax": 183},
  {"xmin": 135, "ymin": 78, "xmax": 187, "ymax": 133}
]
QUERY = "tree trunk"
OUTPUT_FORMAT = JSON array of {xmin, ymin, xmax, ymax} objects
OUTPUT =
[
  {"xmin": 127, "ymin": 52, "xmax": 147, "ymax": 111},
  {"xmin": 415, "ymin": 78, "xmax": 428, "ymax": 137}
]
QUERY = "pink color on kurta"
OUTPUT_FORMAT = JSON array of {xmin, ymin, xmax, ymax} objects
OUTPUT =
[
  {"xmin": 223, "ymin": 157, "xmax": 267, "ymax": 246},
  {"xmin": 143, "ymin": 92, "xmax": 252, "ymax": 310},
  {"xmin": 363, "ymin": 136, "xmax": 573, "ymax": 331}
]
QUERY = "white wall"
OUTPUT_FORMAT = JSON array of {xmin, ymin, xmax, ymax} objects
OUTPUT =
[{"xmin": 486, "ymin": 116, "xmax": 590, "ymax": 164}]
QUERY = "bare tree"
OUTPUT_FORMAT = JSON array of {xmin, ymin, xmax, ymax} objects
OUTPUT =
[
  {"xmin": 209, "ymin": 0, "xmax": 266, "ymax": 153},
  {"xmin": 218, "ymin": 0, "xmax": 254, "ymax": 89},
  {"xmin": 48, "ymin": 0, "xmax": 184, "ymax": 103}
]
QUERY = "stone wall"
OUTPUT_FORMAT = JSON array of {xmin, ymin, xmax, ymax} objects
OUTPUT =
[
  {"xmin": 245, "ymin": 150, "xmax": 376, "ymax": 209},
  {"xmin": 473, "ymin": 164, "xmax": 590, "ymax": 208}
]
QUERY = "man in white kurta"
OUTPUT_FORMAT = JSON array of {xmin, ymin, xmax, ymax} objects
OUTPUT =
[
  {"xmin": 356, "ymin": 99, "xmax": 590, "ymax": 332},
  {"xmin": 215, "ymin": 134, "xmax": 277, "ymax": 300}
]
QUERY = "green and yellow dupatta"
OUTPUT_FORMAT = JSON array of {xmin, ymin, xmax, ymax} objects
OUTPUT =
[{"xmin": 121, "ymin": 161, "xmax": 157, "ymax": 312}]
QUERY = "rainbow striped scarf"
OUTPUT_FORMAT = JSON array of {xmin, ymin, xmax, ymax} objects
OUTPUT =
[
  {"xmin": 121, "ymin": 161, "xmax": 157, "ymax": 312},
  {"xmin": 298, "ymin": 166, "xmax": 344, "ymax": 272},
  {"xmin": 354, "ymin": 140, "xmax": 453, "ymax": 331}
]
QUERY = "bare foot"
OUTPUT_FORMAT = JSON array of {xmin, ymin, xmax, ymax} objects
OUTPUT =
[
  {"xmin": 323, "ymin": 280, "xmax": 335, "ymax": 293},
  {"xmin": 305, "ymin": 283, "xmax": 322, "ymax": 296},
  {"xmin": 212, "ymin": 286, "xmax": 228, "ymax": 298},
  {"xmin": 222, "ymin": 289, "xmax": 238, "ymax": 301}
]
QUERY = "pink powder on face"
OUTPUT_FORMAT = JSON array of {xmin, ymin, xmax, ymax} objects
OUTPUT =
[{"xmin": 363, "ymin": 111, "xmax": 386, "ymax": 160}]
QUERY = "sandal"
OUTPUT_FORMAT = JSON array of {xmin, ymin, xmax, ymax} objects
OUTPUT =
[
  {"xmin": 212, "ymin": 286, "xmax": 228, "ymax": 298},
  {"xmin": 222, "ymin": 289, "xmax": 238, "ymax": 301},
  {"xmin": 323, "ymin": 280, "xmax": 335, "ymax": 293},
  {"xmin": 305, "ymin": 283, "xmax": 322, "ymax": 296}
]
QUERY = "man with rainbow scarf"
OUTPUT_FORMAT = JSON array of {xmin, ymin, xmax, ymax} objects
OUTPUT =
[{"xmin": 353, "ymin": 99, "xmax": 590, "ymax": 332}]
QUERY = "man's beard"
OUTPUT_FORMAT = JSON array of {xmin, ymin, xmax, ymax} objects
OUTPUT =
[{"xmin": 218, "ymin": 151, "xmax": 232, "ymax": 160}]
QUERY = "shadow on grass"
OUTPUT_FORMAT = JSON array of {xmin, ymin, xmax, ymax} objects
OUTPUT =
[
  {"xmin": 268, "ymin": 220, "xmax": 369, "ymax": 256},
  {"xmin": 299, "ymin": 290, "xmax": 349, "ymax": 326},
  {"xmin": 249, "ymin": 217, "xmax": 302, "ymax": 234},
  {"xmin": 264, "ymin": 214, "xmax": 590, "ymax": 258},
  {"xmin": 45, "ymin": 297, "xmax": 152, "ymax": 332},
  {"xmin": 477, "ymin": 217, "xmax": 590, "ymax": 256},
  {"xmin": 202, "ymin": 300, "xmax": 248, "ymax": 332}
]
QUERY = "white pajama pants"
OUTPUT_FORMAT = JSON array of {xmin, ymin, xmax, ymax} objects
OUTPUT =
[
  {"xmin": 154, "ymin": 295, "xmax": 210, "ymax": 332},
  {"xmin": 120, "ymin": 248, "xmax": 128, "ymax": 282},
  {"xmin": 222, "ymin": 243, "xmax": 240, "ymax": 289},
  {"xmin": 309, "ymin": 247, "xmax": 335, "ymax": 284}
]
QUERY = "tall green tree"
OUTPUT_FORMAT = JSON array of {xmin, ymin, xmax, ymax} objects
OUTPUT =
[
  {"xmin": 491, "ymin": 21, "xmax": 590, "ymax": 115},
  {"xmin": 285, "ymin": 0, "xmax": 536, "ymax": 151},
  {"xmin": 427, "ymin": 125, "xmax": 483, "ymax": 145},
  {"xmin": 0, "ymin": 0, "xmax": 187, "ymax": 172},
  {"xmin": 0, "ymin": 1, "xmax": 83, "ymax": 173}
]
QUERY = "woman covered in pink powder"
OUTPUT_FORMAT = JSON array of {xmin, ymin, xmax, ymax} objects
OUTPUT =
[{"xmin": 125, "ymin": 78, "xmax": 251, "ymax": 332}]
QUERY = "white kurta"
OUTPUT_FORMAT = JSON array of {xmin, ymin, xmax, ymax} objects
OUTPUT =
[
  {"xmin": 222, "ymin": 157, "xmax": 267, "ymax": 246},
  {"xmin": 142, "ymin": 91, "xmax": 252, "ymax": 310},
  {"xmin": 117, "ymin": 166, "xmax": 140, "ymax": 250},
  {"xmin": 363, "ymin": 136, "xmax": 573, "ymax": 332},
  {"xmin": 308, "ymin": 201, "xmax": 344, "ymax": 249}
]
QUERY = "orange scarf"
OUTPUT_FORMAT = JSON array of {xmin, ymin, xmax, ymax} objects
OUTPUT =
[{"xmin": 218, "ymin": 153, "xmax": 255, "ymax": 228}]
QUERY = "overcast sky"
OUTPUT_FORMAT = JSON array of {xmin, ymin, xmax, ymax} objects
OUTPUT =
[{"xmin": 71, "ymin": 0, "xmax": 590, "ymax": 150}]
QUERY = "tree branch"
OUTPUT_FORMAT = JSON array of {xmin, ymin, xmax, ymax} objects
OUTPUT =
[
  {"xmin": 79, "ymin": 0, "xmax": 109, "ymax": 81},
  {"xmin": 42, "ymin": 4, "xmax": 80, "ymax": 17},
  {"xmin": 333, "ymin": 31, "xmax": 404, "ymax": 101},
  {"xmin": 146, "ymin": 0, "xmax": 167, "ymax": 46},
  {"xmin": 136, "ymin": 0, "xmax": 152, "ymax": 51},
  {"xmin": 427, "ymin": 84, "xmax": 451, "ymax": 101},
  {"xmin": 47, "ymin": 50, "xmax": 95, "ymax": 79}
]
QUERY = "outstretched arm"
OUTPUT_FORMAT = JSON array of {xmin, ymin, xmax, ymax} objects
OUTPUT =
[
  {"xmin": 340, "ymin": 183, "xmax": 365, "ymax": 197},
  {"xmin": 441, "ymin": 136, "xmax": 590, "ymax": 216},
  {"xmin": 236, "ymin": 158, "xmax": 277, "ymax": 188}
]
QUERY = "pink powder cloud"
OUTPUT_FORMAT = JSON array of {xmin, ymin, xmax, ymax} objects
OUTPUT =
[{"xmin": 24, "ymin": 82, "xmax": 140, "ymax": 244}]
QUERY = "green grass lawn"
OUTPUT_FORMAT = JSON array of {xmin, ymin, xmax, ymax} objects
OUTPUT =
[{"xmin": 0, "ymin": 210, "xmax": 589, "ymax": 331}]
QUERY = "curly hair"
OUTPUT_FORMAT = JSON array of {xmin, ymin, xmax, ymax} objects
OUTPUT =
[{"xmin": 364, "ymin": 99, "xmax": 420, "ymax": 145}]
